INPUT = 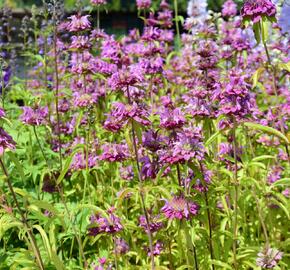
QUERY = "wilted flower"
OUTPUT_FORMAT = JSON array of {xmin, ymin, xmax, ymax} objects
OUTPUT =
[
  {"xmin": 161, "ymin": 195, "xmax": 199, "ymax": 220},
  {"xmin": 256, "ymin": 247, "xmax": 283, "ymax": 269},
  {"xmin": 241, "ymin": 0, "xmax": 276, "ymax": 24}
]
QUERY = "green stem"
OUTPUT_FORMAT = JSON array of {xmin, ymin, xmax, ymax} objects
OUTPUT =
[
  {"xmin": 126, "ymin": 86, "xmax": 155, "ymax": 270},
  {"xmin": 33, "ymin": 125, "xmax": 87, "ymax": 267},
  {"xmin": 0, "ymin": 158, "xmax": 45, "ymax": 270},
  {"xmin": 262, "ymin": 40, "xmax": 290, "ymax": 164},
  {"xmin": 173, "ymin": 0, "xmax": 181, "ymax": 50},
  {"xmin": 199, "ymin": 162, "xmax": 215, "ymax": 270},
  {"xmin": 53, "ymin": 7, "xmax": 63, "ymax": 171},
  {"xmin": 232, "ymin": 122, "xmax": 239, "ymax": 270}
]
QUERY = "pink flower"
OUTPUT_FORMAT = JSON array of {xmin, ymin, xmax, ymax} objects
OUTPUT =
[
  {"xmin": 91, "ymin": 0, "xmax": 107, "ymax": 5},
  {"xmin": 241, "ymin": 0, "xmax": 276, "ymax": 24},
  {"xmin": 161, "ymin": 195, "xmax": 199, "ymax": 220},
  {"xmin": 136, "ymin": 0, "xmax": 151, "ymax": 9},
  {"xmin": 159, "ymin": 108, "xmax": 186, "ymax": 130},
  {"xmin": 256, "ymin": 247, "xmax": 283, "ymax": 268},
  {"xmin": 20, "ymin": 106, "xmax": 48, "ymax": 126},
  {"xmin": 0, "ymin": 128, "xmax": 16, "ymax": 155},
  {"xmin": 67, "ymin": 15, "xmax": 91, "ymax": 32},
  {"xmin": 222, "ymin": 0, "xmax": 237, "ymax": 17},
  {"xmin": 99, "ymin": 143, "xmax": 130, "ymax": 162}
]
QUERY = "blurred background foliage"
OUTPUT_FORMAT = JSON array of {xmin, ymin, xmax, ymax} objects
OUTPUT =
[{"xmin": 0, "ymin": 0, "xmax": 242, "ymax": 12}]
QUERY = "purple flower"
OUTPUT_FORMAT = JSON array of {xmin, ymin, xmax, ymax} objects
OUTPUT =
[
  {"xmin": 161, "ymin": 195, "xmax": 199, "ymax": 220},
  {"xmin": 108, "ymin": 65, "xmax": 144, "ymax": 91},
  {"xmin": 70, "ymin": 152, "xmax": 97, "ymax": 171},
  {"xmin": 148, "ymin": 241, "xmax": 164, "ymax": 257},
  {"xmin": 159, "ymin": 128, "xmax": 205, "ymax": 164},
  {"xmin": 115, "ymin": 238, "xmax": 129, "ymax": 255},
  {"xmin": 136, "ymin": 0, "xmax": 151, "ymax": 9},
  {"xmin": 91, "ymin": 0, "xmax": 107, "ymax": 5},
  {"xmin": 67, "ymin": 15, "xmax": 91, "ymax": 32},
  {"xmin": 70, "ymin": 35, "xmax": 91, "ymax": 50},
  {"xmin": 0, "ymin": 108, "xmax": 6, "ymax": 118},
  {"xmin": 20, "ymin": 106, "xmax": 48, "ymax": 126},
  {"xmin": 213, "ymin": 70, "xmax": 258, "ymax": 121},
  {"xmin": 89, "ymin": 208, "xmax": 123, "ymax": 235},
  {"xmin": 159, "ymin": 108, "xmax": 186, "ymax": 130},
  {"xmin": 0, "ymin": 128, "xmax": 16, "ymax": 155},
  {"xmin": 222, "ymin": 0, "xmax": 237, "ymax": 17},
  {"xmin": 104, "ymin": 102, "xmax": 150, "ymax": 132},
  {"xmin": 241, "ymin": 0, "xmax": 276, "ymax": 24},
  {"xmin": 0, "ymin": 67, "xmax": 11, "ymax": 91},
  {"xmin": 142, "ymin": 130, "xmax": 165, "ymax": 152},
  {"xmin": 120, "ymin": 165, "xmax": 134, "ymax": 181},
  {"xmin": 267, "ymin": 166, "xmax": 283, "ymax": 184},
  {"xmin": 256, "ymin": 247, "xmax": 283, "ymax": 269},
  {"xmin": 140, "ymin": 156, "xmax": 159, "ymax": 180},
  {"xmin": 139, "ymin": 214, "xmax": 163, "ymax": 233},
  {"xmin": 139, "ymin": 57, "xmax": 163, "ymax": 74},
  {"xmin": 99, "ymin": 143, "xmax": 130, "ymax": 162}
]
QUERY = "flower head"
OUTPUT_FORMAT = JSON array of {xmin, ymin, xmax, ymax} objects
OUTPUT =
[
  {"xmin": 67, "ymin": 15, "xmax": 91, "ymax": 32},
  {"xmin": 99, "ymin": 143, "xmax": 130, "ymax": 162},
  {"xmin": 91, "ymin": 0, "xmax": 107, "ymax": 5},
  {"xmin": 0, "ymin": 128, "xmax": 16, "ymax": 155},
  {"xmin": 222, "ymin": 0, "xmax": 237, "ymax": 17},
  {"xmin": 89, "ymin": 209, "xmax": 123, "ymax": 235},
  {"xmin": 159, "ymin": 108, "xmax": 186, "ymax": 130},
  {"xmin": 139, "ymin": 214, "xmax": 163, "ymax": 233},
  {"xmin": 115, "ymin": 238, "xmax": 129, "ymax": 255},
  {"xmin": 241, "ymin": 0, "xmax": 276, "ymax": 24},
  {"xmin": 161, "ymin": 195, "xmax": 199, "ymax": 220},
  {"xmin": 256, "ymin": 247, "xmax": 283, "ymax": 269},
  {"xmin": 20, "ymin": 106, "xmax": 48, "ymax": 126},
  {"xmin": 136, "ymin": 0, "xmax": 151, "ymax": 9}
]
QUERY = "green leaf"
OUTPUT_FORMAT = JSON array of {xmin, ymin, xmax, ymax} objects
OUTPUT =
[
  {"xmin": 56, "ymin": 145, "xmax": 84, "ymax": 185},
  {"xmin": 278, "ymin": 61, "xmax": 290, "ymax": 73},
  {"xmin": 51, "ymin": 251, "xmax": 65, "ymax": 270},
  {"xmin": 7, "ymin": 152, "xmax": 26, "ymax": 183},
  {"xmin": 32, "ymin": 225, "xmax": 52, "ymax": 259},
  {"xmin": 271, "ymin": 178, "xmax": 290, "ymax": 187},
  {"xmin": 261, "ymin": 17, "xmax": 269, "ymax": 43},
  {"xmin": 205, "ymin": 130, "xmax": 221, "ymax": 146},
  {"xmin": 251, "ymin": 155, "xmax": 275, "ymax": 162},
  {"xmin": 244, "ymin": 122, "xmax": 289, "ymax": 145},
  {"xmin": 253, "ymin": 23, "xmax": 261, "ymax": 45},
  {"xmin": 251, "ymin": 67, "xmax": 265, "ymax": 88},
  {"xmin": 210, "ymin": 260, "xmax": 232, "ymax": 269}
]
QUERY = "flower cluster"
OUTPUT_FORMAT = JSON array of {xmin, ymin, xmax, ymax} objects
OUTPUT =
[
  {"xmin": 88, "ymin": 208, "xmax": 123, "ymax": 236},
  {"xmin": 161, "ymin": 196, "xmax": 199, "ymax": 220},
  {"xmin": 241, "ymin": 0, "xmax": 276, "ymax": 23}
]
